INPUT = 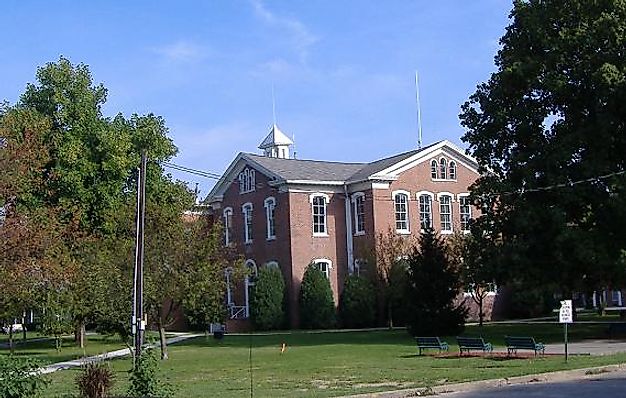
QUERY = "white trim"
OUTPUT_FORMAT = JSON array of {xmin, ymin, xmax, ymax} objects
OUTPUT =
[
  {"xmin": 371, "ymin": 182, "xmax": 390, "ymax": 190},
  {"xmin": 415, "ymin": 191, "xmax": 435, "ymax": 200},
  {"xmin": 265, "ymin": 260, "xmax": 279, "ymax": 269},
  {"xmin": 242, "ymin": 202, "xmax": 253, "ymax": 244},
  {"xmin": 223, "ymin": 207, "xmax": 233, "ymax": 246},
  {"xmin": 416, "ymin": 191, "xmax": 434, "ymax": 231},
  {"xmin": 310, "ymin": 193, "xmax": 329, "ymax": 236},
  {"xmin": 308, "ymin": 192, "xmax": 330, "ymax": 203},
  {"xmin": 436, "ymin": 192, "xmax": 456, "ymax": 202},
  {"xmin": 351, "ymin": 192, "xmax": 366, "ymax": 236},
  {"xmin": 458, "ymin": 193, "xmax": 472, "ymax": 233},
  {"xmin": 312, "ymin": 258, "xmax": 333, "ymax": 279},
  {"xmin": 392, "ymin": 190, "xmax": 411, "ymax": 233},
  {"xmin": 264, "ymin": 197, "xmax": 276, "ymax": 240}
]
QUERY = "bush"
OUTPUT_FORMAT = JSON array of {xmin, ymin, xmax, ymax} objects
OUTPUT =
[
  {"xmin": 127, "ymin": 349, "xmax": 173, "ymax": 398},
  {"xmin": 339, "ymin": 275, "xmax": 376, "ymax": 328},
  {"xmin": 406, "ymin": 228, "xmax": 466, "ymax": 336},
  {"xmin": 299, "ymin": 265, "xmax": 336, "ymax": 329},
  {"xmin": 76, "ymin": 361, "xmax": 115, "ymax": 398},
  {"xmin": 0, "ymin": 355, "xmax": 48, "ymax": 398},
  {"xmin": 250, "ymin": 266, "xmax": 286, "ymax": 330}
]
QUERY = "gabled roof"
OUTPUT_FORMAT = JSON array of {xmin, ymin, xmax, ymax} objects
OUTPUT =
[
  {"xmin": 258, "ymin": 124, "xmax": 294, "ymax": 149},
  {"xmin": 206, "ymin": 139, "xmax": 478, "ymax": 202},
  {"xmin": 245, "ymin": 154, "xmax": 365, "ymax": 182}
]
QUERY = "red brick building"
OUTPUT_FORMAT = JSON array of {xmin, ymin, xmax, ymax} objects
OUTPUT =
[{"xmin": 206, "ymin": 125, "xmax": 482, "ymax": 327}]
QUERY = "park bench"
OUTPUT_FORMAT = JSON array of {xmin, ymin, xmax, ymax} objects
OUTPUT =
[
  {"xmin": 505, "ymin": 336, "xmax": 545, "ymax": 356},
  {"xmin": 415, "ymin": 336, "xmax": 449, "ymax": 355},
  {"xmin": 456, "ymin": 336, "xmax": 493, "ymax": 356},
  {"xmin": 607, "ymin": 323, "xmax": 626, "ymax": 338}
]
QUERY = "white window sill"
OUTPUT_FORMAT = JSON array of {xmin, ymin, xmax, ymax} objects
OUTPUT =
[
  {"xmin": 431, "ymin": 178, "xmax": 457, "ymax": 182},
  {"xmin": 313, "ymin": 233, "xmax": 329, "ymax": 237},
  {"xmin": 266, "ymin": 236, "xmax": 276, "ymax": 241},
  {"xmin": 395, "ymin": 230, "xmax": 411, "ymax": 235},
  {"xmin": 461, "ymin": 229, "xmax": 471, "ymax": 234},
  {"xmin": 440, "ymin": 230, "xmax": 453, "ymax": 235},
  {"xmin": 354, "ymin": 231, "xmax": 365, "ymax": 237}
]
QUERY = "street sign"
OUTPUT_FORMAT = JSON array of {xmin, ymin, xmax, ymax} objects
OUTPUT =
[{"xmin": 559, "ymin": 300, "xmax": 573, "ymax": 323}]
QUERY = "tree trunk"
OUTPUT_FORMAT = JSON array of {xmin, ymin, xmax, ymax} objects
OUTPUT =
[
  {"xmin": 159, "ymin": 323, "xmax": 169, "ymax": 360},
  {"xmin": 387, "ymin": 301, "xmax": 394, "ymax": 329},
  {"xmin": 22, "ymin": 312, "xmax": 27, "ymax": 342},
  {"xmin": 74, "ymin": 321, "xmax": 86, "ymax": 348},
  {"xmin": 478, "ymin": 296, "xmax": 484, "ymax": 327},
  {"xmin": 8, "ymin": 326, "xmax": 14, "ymax": 354}
]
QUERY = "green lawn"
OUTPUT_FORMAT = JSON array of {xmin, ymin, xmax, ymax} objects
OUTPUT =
[
  {"xmin": 1, "ymin": 334, "xmax": 128, "ymax": 365},
  {"xmin": 43, "ymin": 324, "xmax": 626, "ymax": 398}
]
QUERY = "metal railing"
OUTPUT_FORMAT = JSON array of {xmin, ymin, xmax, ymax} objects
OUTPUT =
[{"xmin": 229, "ymin": 305, "xmax": 247, "ymax": 320}]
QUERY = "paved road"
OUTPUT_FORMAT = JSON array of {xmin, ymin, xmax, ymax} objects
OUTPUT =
[{"xmin": 447, "ymin": 376, "xmax": 626, "ymax": 397}]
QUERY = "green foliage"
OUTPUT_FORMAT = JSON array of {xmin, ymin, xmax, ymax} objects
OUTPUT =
[
  {"xmin": 460, "ymin": 1, "xmax": 626, "ymax": 294},
  {"xmin": 250, "ymin": 266, "xmax": 286, "ymax": 330},
  {"xmin": 339, "ymin": 275, "xmax": 376, "ymax": 328},
  {"xmin": 76, "ymin": 361, "xmax": 115, "ymax": 398},
  {"xmin": 405, "ymin": 228, "xmax": 466, "ymax": 336},
  {"xmin": 127, "ymin": 349, "xmax": 174, "ymax": 398},
  {"xmin": 299, "ymin": 265, "xmax": 336, "ymax": 329},
  {"xmin": 0, "ymin": 355, "xmax": 48, "ymax": 398}
]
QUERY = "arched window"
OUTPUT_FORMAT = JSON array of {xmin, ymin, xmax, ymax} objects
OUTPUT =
[
  {"xmin": 310, "ymin": 193, "xmax": 329, "ymax": 236},
  {"xmin": 438, "ymin": 193, "xmax": 453, "ymax": 233},
  {"xmin": 430, "ymin": 160, "xmax": 438, "ymax": 179},
  {"xmin": 223, "ymin": 207, "xmax": 233, "ymax": 246},
  {"xmin": 458, "ymin": 194, "xmax": 472, "ymax": 232},
  {"xmin": 352, "ymin": 192, "xmax": 366, "ymax": 235},
  {"xmin": 393, "ymin": 191, "xmax": 410, "ymax": 233},
  {"xmin": 242, "ymin": 203, "xmax": 253, "ymax": 243},
  {"xmin": 312, "ymin": 258, "xmax": 332, "ymax": 279},
  {"xmin": 264, "ymin": 197, "xmax": 276, "ymax": 240},
  {"xmin": 439, "ymin": 158, "xmax": 447, "ymax": 180},
  {"xmin": 417, "ymin": 192, "xmax": 433, "ymax": 230},
  {"xmin": 265, "ymin": 261, "xmax": 279, "ymax": 269},
  {"xmin": 449, "ymin": 161, "xmax": 457, "ymax": 180},
  {"xmin": 238, "ymin": 168, "xmax": 256, "ymax": 193}
]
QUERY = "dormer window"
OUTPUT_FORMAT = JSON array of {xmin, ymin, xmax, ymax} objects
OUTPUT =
[{"xmin": 239, "ymin": 168, "xmax": 256, "ymax": 194}]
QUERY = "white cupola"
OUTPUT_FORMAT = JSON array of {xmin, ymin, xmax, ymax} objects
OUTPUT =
[{"xmin": 258, "ymin": 124, "xmax": 294, "ymax": 159}]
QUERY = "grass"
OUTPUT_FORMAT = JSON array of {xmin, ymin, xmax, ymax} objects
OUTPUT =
[{"xmin": 42, "ymin": 323, "xmax": 626, "ymax": 398}]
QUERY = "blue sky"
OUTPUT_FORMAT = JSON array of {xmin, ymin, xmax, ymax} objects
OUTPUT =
[{"xmin": 1, "ymin": 1, "xmax": 512, "ymax": 198}]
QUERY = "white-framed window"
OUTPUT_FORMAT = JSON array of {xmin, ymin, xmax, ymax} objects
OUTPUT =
[
  {"xmin": 264, "ymin": 197, "xmax": 276, "ymax": 240},
  {"xmin": 417, "ymin": 192, "xmax": 434, "ymax": 230},
  {"xmin": 354, "ymin": 258, "xmax": 367, "ymax": 276},
  {"xmin": 223, "ymin": 207, "xmax": 233, "ymax": 246},
  {"xmin": 310, "ymin": 193, "xmax": 329, "ymax": 236},
  {"xmin": 464, "ymin": 283, "xmax": 498, "ymax": 297},
  {"xmin": 238, "ymin": 168, "xmax": 256, "ymax": 193},
  {"xmin": 393, "ymin": 190, "xmax": 410, "ymax": 233},
  {"xmin": 312, "ymin": 258, "xmax": 332, "ymax": 279},
  {"xmin": 245, "ymin": 259, "xmax": 258, "ymax": 282},
  {"xmin": 449, "ymin": 161, "xmax": 457, "ymax": 180},
  {"xmin": 242, "ymin": 203, "xmax": 253, "ymax": 243},
  {"xmin": 439, "ymin": 158, "xmax": 447, "ymax": 180},
  {"xmin": 352, "ymin": 192, "xmax": 366, "ymax": 235},
  {"xmin": 430, "ymin": 159, "xmax": 438, "ymax": 179},
  {"xmin": 459, "ymin": 194, "xmax": 471, "ymax": 233},
  {"xmin": 265, "ymin": 261, "xmax": 279, "ymax": 269},
  {"xmin": 438, "ymin": 193, "xmax": 453, "ymax": 233}
]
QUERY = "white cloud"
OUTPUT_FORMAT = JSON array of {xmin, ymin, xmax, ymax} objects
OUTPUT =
[
  {"xmin": 250, "ymin": 0, "xmax": 318, "ymax": 63},
  {"xmin": 153, "ymin": 40, "xmax": 209, "ymax": 62}
]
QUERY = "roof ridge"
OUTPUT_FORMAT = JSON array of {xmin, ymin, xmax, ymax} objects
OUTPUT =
[{"xmin": 244, "ymin": 152, "xmax": 366, "ymax": 166}]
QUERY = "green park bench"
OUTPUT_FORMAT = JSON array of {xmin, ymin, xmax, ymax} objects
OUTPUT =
[
  {"xmin": 505, "ymin": 336, "xmax": 545, "ymax": 356},
  {"xmin": 415, "ymin": 336, "xmax": 449, "ymax": 355},
  {"xmin": 456, "ymin": 336, "xmax": 493, "ymax": 356}
]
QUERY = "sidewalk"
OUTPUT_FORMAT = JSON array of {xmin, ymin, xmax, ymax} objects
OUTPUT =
[
  {"xmin": 39, "ymin": 333, "xmax": 202, "ymax": 375},
  {"xmin": 545, "ymin": 339, "xmax": 626, "ymax": 355}
]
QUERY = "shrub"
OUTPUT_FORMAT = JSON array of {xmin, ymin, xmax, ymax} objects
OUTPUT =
[
  {"xmin": 299, "ymin": 265, "xmax": 336, "ymax": 329},
  {"xmin": 406, "ymin": 228, "xmax": 466, "ymax": 336},
  {"xmin": 250, "ymin": 266, "xmax": 286, "ymax": 330},
  {"xmin": 339, "ymin": 275, "xmax": 376, "ymax": 328},
  {"xmin": 76, "ymin": 361, "xmax": 115, "ymax": 398},
  {"xmin": 127, "ymin": 349, "xmax": 173, "ymax": 398},
  {"xmin": 0, "ymin": 355, "xmax": 48, "ymax": 398}
]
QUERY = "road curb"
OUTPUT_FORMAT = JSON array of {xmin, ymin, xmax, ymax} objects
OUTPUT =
[{"xmin": 341, "ymin": 363, "xmax": 626, "ymax": 397}]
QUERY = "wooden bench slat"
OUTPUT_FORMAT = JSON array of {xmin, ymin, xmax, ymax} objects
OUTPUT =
[
  {"xmin": 415, "ymin": 337, "xmax": 449, "ymax": 355},
  {"xmin": 505, "ymin": 336, "xmax": 545, "ymax": 356},
  {"xmin": 456, "ymin": 336, "xmax": 493, "ymax": 355}
]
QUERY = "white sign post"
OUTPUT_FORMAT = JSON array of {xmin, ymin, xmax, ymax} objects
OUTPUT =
[{"xmin": 559, "ymin": 300, "xmax": 573, "ymax": 361}]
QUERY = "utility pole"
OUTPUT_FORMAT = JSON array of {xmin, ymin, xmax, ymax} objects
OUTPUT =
[{"xmin": 132, "ymin": 150, "xmax": 147, "ymax": 361}]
